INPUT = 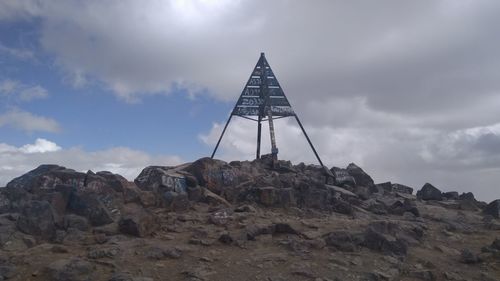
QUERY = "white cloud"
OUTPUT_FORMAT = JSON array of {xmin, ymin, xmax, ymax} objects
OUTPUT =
[
  {"xmin": 0, "ymin": 43, "xmax": 34, "ymax": 60},
  {"xmin": 0, "ymin": 79, "xmax": 19, "ymax": 94},
  {"xmin": 0, "ymin": 139, "xmax": 183, "ymax": 186},
  {"xmin": 19, "ymin": 138, "xmax": 61, "ymax": 153},
  {"xmin": 201, "ymin": 117, "xmax": 500, "ymax": 201},
  {"xmin": 19, "ymin": 85, "xmax": 48, "ymax": 101},
  {"xmin": 0, "ymin": 79, "xmax": 49, "ymax": 102},
  {"xmin": 0, "ymin": 108, "xmax": 60, "ymax": 133}
]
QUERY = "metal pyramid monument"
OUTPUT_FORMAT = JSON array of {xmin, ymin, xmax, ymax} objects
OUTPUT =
[
  {"xmin": 231, "ymin": 53, "xmax": 294, "ymax": 118},
  {"xmin": 211, "ymin": 52, "xmax": 326, "ymax": 169}
]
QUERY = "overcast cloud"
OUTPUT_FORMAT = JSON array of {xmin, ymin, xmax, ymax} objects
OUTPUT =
[{"xmin": 1, "ymin": 0, "xmax": 499, "ymax": 200}]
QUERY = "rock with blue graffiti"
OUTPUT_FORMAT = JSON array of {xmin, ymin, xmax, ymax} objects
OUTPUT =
[{"xmin": 135, "ymin": 166, "xmax": 188, "ymax": 194}]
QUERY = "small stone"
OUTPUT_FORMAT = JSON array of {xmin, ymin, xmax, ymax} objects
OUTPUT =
[
  {"xmin": 45, "ymin": 258, "xmax": 94, "ymax": 281},
  {"xmin": 218, "ymin": 233, "xmax": 234, "ymax": 244},
  {"xmin": 209, "ymin": 210, "xmax": 231, "ymax": 226},
  {"xmin": 460, "ymin": 249, "xmax": 481, "ymax": 264},
  {"xmin": 51, "ymin": 245, "xmax": 69, "ymax": 253}
]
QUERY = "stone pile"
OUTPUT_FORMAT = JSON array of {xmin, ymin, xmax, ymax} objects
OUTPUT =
[{"xmin": 0, "ymin": 156, "xmax": 494, "ymax": 244}]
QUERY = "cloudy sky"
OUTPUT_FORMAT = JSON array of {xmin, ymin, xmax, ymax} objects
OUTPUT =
[{"xmin": 1, "ymin": 0, "xmax": 500, "ymax": 200}]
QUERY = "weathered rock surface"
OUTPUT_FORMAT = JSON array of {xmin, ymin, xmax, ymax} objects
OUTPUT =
[
  {"xmin": 45, "ymin": 258, "xmax": 94, "ymax": 281},
  {"xmin": 0, "ymin": 158, "xmax": 497, "ymax": 281},
  {"xmin": 392, "ymin": 183, "xmax": 414, "ymax": 194},
  {"xmin": 484, "ymin": 199, "xmax": 500, "ymax": 218},
  {"xmin": 118, "ymin": 203, "xmax": 158, "ymax": 237},
  {"xmin": 346, "ymin": 163, "xmax": 375, "ymax": 187},
  {"xmin": 417, "ymin": 183, "xmax": 443, "ymax": 201}
]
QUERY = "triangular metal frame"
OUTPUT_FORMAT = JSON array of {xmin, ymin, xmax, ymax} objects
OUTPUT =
[{"xmin": 211, "ymin": 53, "xmax": 327, "ymax": 170}]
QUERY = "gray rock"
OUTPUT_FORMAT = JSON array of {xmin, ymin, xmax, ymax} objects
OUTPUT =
[
  {"xmin": 234, "ymin": 204, "xmax": 256, "ymax": 213},
  {"xmin": 491, "ymin": 238, "xmax": 500, "ymax": 250},
  {"xmin": 483, "ymin": 199, "xmax": 500, "ymax": 218},
  {"xmin": 362, "ymin": 199, "xmax": 388, "ymax": 215},
  {"xmin": 187, "ymin": 186, "xmax": 203, "ymax": 202},
  {"xmin": 109, "ymin": 273, "xmax": 154, "ymax": 281},
  {"xmin": 145, "ymin": 246, "xmax": 182, "ymax": 259},
  {"xmin": 331, "ymin": 198, "xmax": 353, "ymax": 215},
  {"xmin": 346, "ymin": 163, "xmax": 375, "ymax": 187},
  {"xmin": 16, "ymin": 200, "xmax": 56, "ymax": 240},
  {"xmin": 375, "ymin": 182, "xmax": 392, "ymax": 194},
  {"xmin": 63, "ymin": 214, "xmax": 89, "ymax": 232},
  {"xmin": 460, "ymin": 249, "xmax": 481, "ymax": 264},
  {"xmin": 323, "ymin": 231, "xmax": 361, "ymax": 252},
  {"xmin": 45, "ymin": 258, "xmax": 94, "ymax": 281},
  {"xmin": 0, "ymin": 265, "xmax": 16, "ymax": 279},
  {"xmin": 407, "ymin": 270, "xmax": 435, "ymax": 281},
  {"xmin": 331, "ymin": 167, "xmax": 356, "ymax": 187},
  {"xmin": 94, "ymin": 171, "xmax": 130, "ymax": 193},
  {"xmin": 443, "ymin": 191, "xmax": 459, "ymax": 200},
  {"xmin": 118, "ymin": 204, "xmax": 158, "ymax": 237},
  {"xmin": 6, "ymin": 165, "xmax": 85, "ymax": 194},
  {"xmin": 0, "ymin": 193, "xmax": 11, "ymax": 214},
  {"xmin": 392, "ymin": 183, "xmax": 413, "ymax": 194},
  {"xmin": 458, "ymin": 192, "xmax": 475, "ymax": 201},
  {"xmin": 183, "ymin": 157, "xmax": 239, "ymax": 195},
  {"xmin": 209, "ymin": 210, "xmax": 231, "ymax": 226},
  {"xmin": 162, "ymin": 191, "xmax": 190, "ymax": 211},
  {"xmin": 417, "ymin": 183, "xmax": 443, "ymax": 201},
  {"xmin": 362, "ymin": 228, "xmax": 408, "ymax": 256},
  {"xmin": 87, "ymin": 246, "xmax": 120, "ymax": 259},
  {"xmin": 218, "ymin": 232, "xmax": 234, "ymax": 244},
  {"xmin": 67, "ymin": 193, "xmax": 114, "ymax": 227},
  {"xmin": 255, "ymin": 187, "xmax": 295, "ymax": 207},
  {"xmin": 389, "ymin": 199, "xmax": 420, "ymax": 217},
  {"xmin": 134, "ymin": 166, "xmax": 187, "ymax": 193}
]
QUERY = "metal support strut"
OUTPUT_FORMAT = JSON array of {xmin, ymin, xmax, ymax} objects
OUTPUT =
[
  {"xmin": 210, "ymin": 115, "xmax": 233, "ymax": 159},
  {"xmin": 294, "ymin": 115, "xmax": 324, "ymax": 168}
]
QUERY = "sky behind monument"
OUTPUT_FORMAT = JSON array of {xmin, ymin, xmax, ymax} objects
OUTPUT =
[{"xmin": 1, "ymin": 0, "xmax": 500, "ymax": 200}]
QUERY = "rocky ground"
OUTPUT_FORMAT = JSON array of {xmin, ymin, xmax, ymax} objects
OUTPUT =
[{"xmin": 0, "ymin": 156, "xmax": 499, "ymax": 281}]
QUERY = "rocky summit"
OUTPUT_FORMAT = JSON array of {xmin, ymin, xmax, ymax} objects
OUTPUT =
[{"xmin": 0, "ymin": 156, "xmax": 498, "ymax": 281}]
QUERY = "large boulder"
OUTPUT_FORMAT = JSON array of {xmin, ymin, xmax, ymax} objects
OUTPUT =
[
  {"xmin": 442, "ymin": 191, "xmax": 459, "ymax": 200},
  {"xmin": 484, "ymin": 200, "xmax": 500, "ymax": 218},
  {"xmin": 134, "ymin": 166, "xmax": 188, "ymax": 194},
  {"xmin": 346, "ymin": 163, "xmax": 375, "ymax": 187},
  {"xmin": 0, "ymin": 192, "xmax": 10, "ymax": 214},
  {"xmin": 83, "ymin": 171, "xmax": 120, "ymax": 195},
  {"xmin": 254, "ymin": 187, "xmax": 295, "ymax": 207},
  {"xmin": 389, "ymin": 199, "xmax": 420, "ymax": 217},
  {"xmin": 6, "ymin": 165, "xmax": 86, "ymax": 194},
  {"xmin": 416, "ymin": 183, "xmax": 443, "ymax": 201},
  {"xmin": 362, "ymin": 228, "xmax": 408, "ymax": 256},
  {"xmin": 63, "ymin": 214, "xmax": 90, "ymax": 232},
  {"xmin": 392, "ymin": 183, "xmax": 413, "ymax": 195},
  {"xmin": 459, "ymin": 192, "xmax": 476, "ymax": 201},
  {"xmin": 162, "ymin": 191, "xmax": 190, "ymax": 211},
  {"xmin": 183, "ymin": 158, "xmax": 239, "ymax": 195},
  {"xmin": 331, "ymin": 167, "xmax": 356, "ymax": 187},
  {"xmin": 6, "ymin": 165, "xmax": 127, "ymax": 227},
  {"xmin": 374, "ymin": 182, "xmax": 392, "ymax": 194},
  {"xmin": 67, "ymin": 192, "xmax": 114, "ymax": 226},
  {"xmin": 118, "ymin": 204, "xmax": 158, "ymax": 237},
  {"xmin": 297, "ymin": 187, "xmax": 332, "ymax": 210},
  {"xmin": 16, "ymin": 200, "xmax": 57, "ymax": 240}
]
